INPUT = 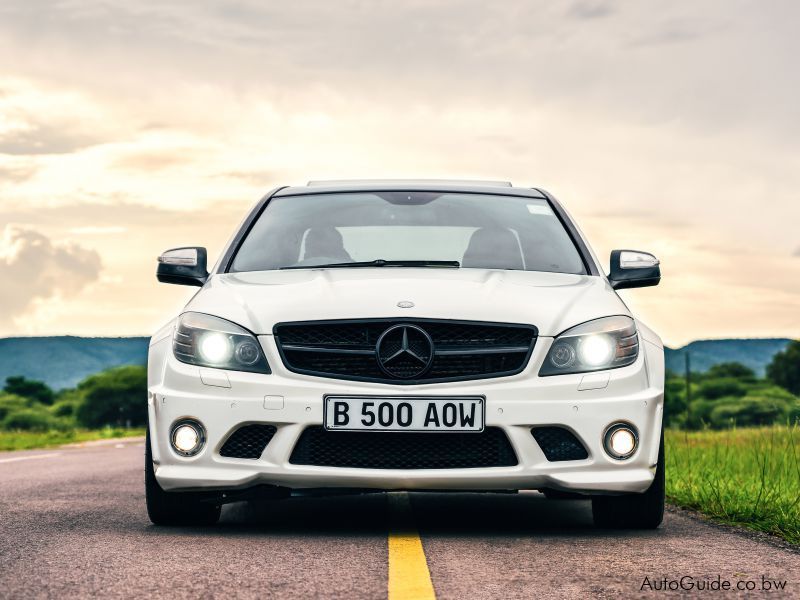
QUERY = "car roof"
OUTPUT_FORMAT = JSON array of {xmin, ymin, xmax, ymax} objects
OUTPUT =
[{"xmin": 273, "ymin": 180, "xmax": 546, "ymax": 198}]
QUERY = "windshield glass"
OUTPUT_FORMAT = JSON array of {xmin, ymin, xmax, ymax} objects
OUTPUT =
[{"xmin": 230, "ymin": 192, "xmax": 586, "ymax": 274}]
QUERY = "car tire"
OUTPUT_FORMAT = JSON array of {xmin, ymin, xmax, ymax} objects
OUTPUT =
[
  {"xmin": 145, "ymin": 428, "xmax": 221, "ymax": 526},
  {"xmin": 591, "ymin": 429, "xmax": 665, "ymax": 529}
]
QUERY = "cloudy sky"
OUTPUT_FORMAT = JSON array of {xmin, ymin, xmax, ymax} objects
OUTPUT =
[{"xmin": 1, "ymin": 0, "xmax": 798, "ymax": 346}]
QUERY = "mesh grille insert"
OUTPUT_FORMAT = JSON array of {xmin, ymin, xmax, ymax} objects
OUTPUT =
[
  {"xmin": 219, "ymin": 424, "xmax": 277, "ymax": 459},
  {"xmin": 274, "ymin": 319, "xmax": 537, "ymax": 384},
  {"xmin": 289, "ymin": 426, "xmax": 517, "ymax": 469},
  {"xmin": 531, "ymin": 427, "xmax": 588, "ymax": 461}
]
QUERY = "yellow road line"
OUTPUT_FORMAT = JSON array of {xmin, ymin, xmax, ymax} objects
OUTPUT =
[{"xmin": 388, "ymin": 492, "xmax": 436, "ymax": 600}]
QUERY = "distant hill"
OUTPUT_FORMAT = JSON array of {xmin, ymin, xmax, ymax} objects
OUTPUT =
[
  {"xmin": 665, "ymin": 338, "xmax": 792, "ymax": 376},
  {"xmin": 0, "ymin": 337, "xmax": 149, "ymax": 390},
  {"xmin": 0, "ymin": 335, "xmax": 794, "ymax": 390}
]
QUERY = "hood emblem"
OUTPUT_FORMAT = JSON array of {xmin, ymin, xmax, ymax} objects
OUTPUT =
[
  {"xmin": 376, "ymin": 324, "xmax": 434, "ymax": 379},
  {"xmin": 397, "ymin": 301, "xmax": 415, "ymax": 308}
]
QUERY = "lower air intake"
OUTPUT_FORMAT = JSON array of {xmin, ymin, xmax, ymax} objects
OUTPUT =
[
  {"xmin": 531, "ymin": 427, "xmax": 589, "ymax": 461},
  {"xmin": 219, "ymin": 424, "xmax": 277, "ymax": 459},
  {"xmin": 290, "ymin": 426, "xmax": 517, "ymax": 470}
]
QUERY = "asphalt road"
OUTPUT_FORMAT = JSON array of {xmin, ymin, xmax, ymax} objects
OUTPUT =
[{"xmin": 0, "ymin": 441, "xmax": 797, "ymax": 599}]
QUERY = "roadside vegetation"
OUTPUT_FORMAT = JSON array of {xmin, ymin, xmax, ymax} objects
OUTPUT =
[
  {"xmin": 662, "ymin": 341, "xmax": 800, "ymax": 544},
  {"xmin": 665, "ymin": 426, "xmax": 800, "ymax": 545},
  {"xmin": 663, "ymin": 344, "xmax": 800, "ymax": 430},
  {"xmin": 0, "ymin": 427, "xmax": 146, "ymax": 452},
  {"xmin": 0, "ymin": 366, "xmax": 146, "ymax": 452}
]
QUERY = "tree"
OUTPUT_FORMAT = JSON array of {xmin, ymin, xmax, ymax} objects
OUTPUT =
[
  {"xmin": 766, "ymin": 340, "xmax": 800, "ymax": 395},
  {"xmin": 708, "ymin": 391, "xmax": 794, "ymax": 428},
  {"xmin": 663, "ymin": 373, "xmax": 689, "ymax": 428},
  {"xmin": 697, "ymin": 377, "xmax": 747, "ymax": 400},
  {"xmin": 2, "ymin": 407, "xmax": 61, "ymax": 431},
  {"xmin": 0, "ymin": 393, "xmax": 30, "ymax": 421},
  {"xmin": 3, "ymin": 376, "xmax": 55, "ymax": 405},
  {"xmin": 686, "ymin": 398, "xmax": 718, "ymax": 429},
  {"xmin": 706, "ymin": 362, "xmax": 756, "ymax": 382},
  {"xmin": 75, "ymin": 366, "xmax": 147, "ymax": 428}
]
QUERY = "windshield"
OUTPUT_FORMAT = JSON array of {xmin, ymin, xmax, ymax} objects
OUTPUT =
[{"xmin": 230, "ymin": 192, "xmax": 587, "ymax": 274}]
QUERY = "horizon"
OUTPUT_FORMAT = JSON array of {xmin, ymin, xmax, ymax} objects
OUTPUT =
[
  {"xmin": 0, "ymin": 333, "xmax": 791, "ymax": 392},
  {"xmin": 0, "ymin": 333, "xmax": 795, "ymax": 350}
]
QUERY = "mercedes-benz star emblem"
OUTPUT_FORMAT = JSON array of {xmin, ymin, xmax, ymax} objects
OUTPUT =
[{"xmin": 376, "ymin": 324, "xmax": 434, "ymax": 379}]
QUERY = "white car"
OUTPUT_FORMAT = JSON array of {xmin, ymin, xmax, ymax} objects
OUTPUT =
[{"xmin": 146, "ymin": 180, "xmax": 665, "ymax": 528}]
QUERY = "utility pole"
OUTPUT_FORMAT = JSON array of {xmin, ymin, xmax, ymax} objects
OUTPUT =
[{"xmin": 685, "ymin": 351, "xmax": 691, "ymax": 428}]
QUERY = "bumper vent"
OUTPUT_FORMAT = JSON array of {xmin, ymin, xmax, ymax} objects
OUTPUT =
[
  {"xmin": 290, "ymin": 426, "xmax": 518, "ymax": 470},
  {"xmin": 219, "ymin": 424, "xmax": 277, "ymax": 459},
  {"xmin": 531, "ymin": 427, "xmax": 588, "ymax": 462},
  {"xmin": 274, "ymin": 319, "xmax": 537, "ymax": 384}
]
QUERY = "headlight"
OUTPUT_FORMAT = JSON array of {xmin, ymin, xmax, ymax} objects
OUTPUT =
[
  {"xmin": 539, "ymin": 316, "xmax": 638, "ymax": 376},
  {"xmin": 173, "ymin": 312, "xmax": 271, "ymax": 373}
]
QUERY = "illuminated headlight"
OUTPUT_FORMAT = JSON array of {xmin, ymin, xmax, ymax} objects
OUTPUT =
[
  {"xmin": 603, "ymin": 423, "xmax": 639, "ymax": 460},
  {"xmin": 539, "ymin": 316, "xmax": 638, "ymax": 376},
  {"xmin": 578, "ymin": 334, "xmax": 614, "ymax": 366},
  {"xmin": 173, "ymin": 312, "xmax": 271, "ymax": 374},
  {"xmin": 170, "ymin": 419, "xmax": 205, "ymax": 457},
  {"xmin": 199, "ymin": 332, "xmax": 233, "ymax": 363}
]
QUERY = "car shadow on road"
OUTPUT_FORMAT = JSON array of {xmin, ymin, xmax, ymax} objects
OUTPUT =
[{"xmin": 149, "ymin": 491, "xmax": 665, "ymax": 541}]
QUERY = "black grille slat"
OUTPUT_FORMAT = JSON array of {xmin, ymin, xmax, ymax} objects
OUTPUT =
[
  {"xmin": 277, "ymin": 323, "xmax": 384, "ymax": 348},
  {"xmin": 531, "ymin": 427, "xmax": 588, "ymax": 461},
  {"xmin": 219, "ymin": 424, "xmax": 277, "ymax": 459},
  {"xmin": 430, "ymin": 353, "xmax": 525, "ymax": 378},
  {"xmin": 290, "ymin": 426, "xmax": 517, "ymax": 469},
  {"xmin": 283, "ymin": 351, "xmax": 380, "ymax": 378},
  {"xmin": 275, "ymin": 319, "xmax": 537, "ymax": 384}
]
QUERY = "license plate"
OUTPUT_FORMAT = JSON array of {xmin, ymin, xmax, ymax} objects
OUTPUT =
[{"xmin": 324, "ymin": 396, "xmax": 485, "ymax": 432}]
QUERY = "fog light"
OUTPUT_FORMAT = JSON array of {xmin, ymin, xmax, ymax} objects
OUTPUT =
[
  {"xmin": 603, "ymin": 423, "xmax": 638, "ymax": 460},
  {"xmin": 170, "ymin": 420, "xmax": 205, "ymax": 457}
]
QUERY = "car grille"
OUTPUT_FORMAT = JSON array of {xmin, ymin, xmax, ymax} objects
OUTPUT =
[
  {"xmin": 531, "ymin": 427, "xmax": 588, "ymax": 461},
  {"xmin": 219, "ymin": 424, "xmax": 277, "ymax": 459},
  {"xmin": 289, "ymin": 426, "xmax": 518, "ymax": 469},
  {"xmin": 274, "ymin": 319, "xmax": 537, "ymax": 384}
]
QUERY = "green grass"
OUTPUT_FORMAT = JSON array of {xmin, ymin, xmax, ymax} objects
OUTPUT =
[
  {"xmin": 0, "ymin": 427, "xmax": 145, "ymax": 452},
  {"xmin": 666, "ymin": 425, "xmax": 800, "ymax": 545}
]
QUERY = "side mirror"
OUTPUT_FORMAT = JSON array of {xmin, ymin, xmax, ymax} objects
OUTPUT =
[
  {"xmin": 157, "ymin": 247, "xmax": 209, "ymax": 287},
  {"xmin": 609, "ymin": 250, "xmax": 660, "ymax": 290}
]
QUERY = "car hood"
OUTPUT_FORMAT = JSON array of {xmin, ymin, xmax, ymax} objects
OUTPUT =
[{"xmin": 183, "ymin": 269, "xmax": 628, "ymax": 337}]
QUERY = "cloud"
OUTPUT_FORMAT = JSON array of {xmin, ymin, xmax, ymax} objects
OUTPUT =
[
  {"xmin": 566, "ymin": 1, "xmax": 615, "ymax": 20},
  {"xmin": 0, "ymin": 200, "xmax": 248, "ymax": 232},
  {"xmin": 69, "ymin": 226, "xmax": 127, "ymax": 235},
  {"xmin": 0, "ymin": 78, "xmax": 124, "ymax": 158},
  {"xmin": 0, "ymin": 121, "xmax": 100, "ymax": 155},
  {"xmin": 0, "ymin": 0, "xmax": 798, "ymax": 342},
  {"xmin": 0, "ymin": 0, "xmax": 796, "ymax": 142},
  {"xmin": 628, "ymin": 19, "xmax": 717, "ymax": 48},
  {"xmin": 111, "ymin": 151, "xmax": 193, "ymax": 172},
  {"xmin": 214, "ymin": 170, "xmax": 274, "ymax": 185},
  {"xmin": 0, "ymin": 226, "xmax": 102, "ymax": 325},
  {"xmin": 0, "ymin": 162, "xmax": 37, "ymax": 182}
]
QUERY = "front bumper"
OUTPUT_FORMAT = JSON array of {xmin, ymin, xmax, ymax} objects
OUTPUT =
[{"xmin": 148, "ymin": 334, "xmax": 664, "ymax": 495}]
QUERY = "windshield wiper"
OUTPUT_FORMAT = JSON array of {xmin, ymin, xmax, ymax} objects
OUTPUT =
[{"xmin": 281, "ymin": 259, "xmax": 460, "ymax": 270}]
